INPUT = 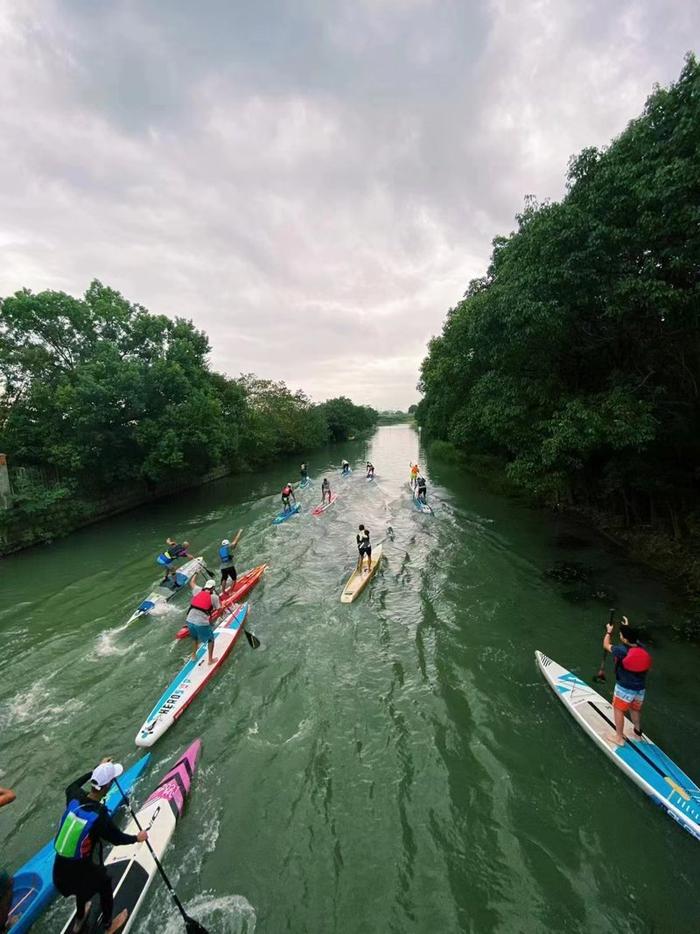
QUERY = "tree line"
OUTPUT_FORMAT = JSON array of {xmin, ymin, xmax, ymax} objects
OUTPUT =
[
  {"xmin": 417, "ymin": 56, "xmax": 700, "ymax": 550},
  {"xmin": 0, "ymin": 281, "xmax": 377, "ymax": 534}
]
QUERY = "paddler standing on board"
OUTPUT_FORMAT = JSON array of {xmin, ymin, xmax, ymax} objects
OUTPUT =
[
  {"xmin": 300, "ymin": 463, "xmax": 309, "ymax": 483},
  {"xmin": 366, "ymin": 462, "xmax": 375, "ymax": 479},
  {"xmin": 604, "ymin": 616, "xmax": 653, "ymax": 746},
  {"xmin": 156, "ymin": 538, "xmax": 192, "ymax": 587},
  {"xmin": 186, "ymin": 576, "xmax": 221, "ymax": 664},
  {"xmin": 321, "ymin": 477, "xmax": 332, "ymax": 505},
  {"xmin": 52, "ymin": 759, "xmax": 148, "ymax": 934},
  {"xmin": 410, "ymin": 463, "xmax": 419, "ymax": 487},
  {"xmin": 356, "ymin": 524, "xmax": 372, "ymax": 574},
  {"xmin": 219, "ymin": 529, "xmax": 241, "ymax": 591},
  {"xmin": 281, "ymin": 482, "xmax": 296, "ymax": 513},
  {"xmin": 415, "ymin": 474, "xmax": 427, "ymax": 503}
]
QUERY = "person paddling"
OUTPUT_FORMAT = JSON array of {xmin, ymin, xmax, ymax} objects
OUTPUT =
[
  {"xmin": 341, "ymin": 460, "xmax": 350, "ymax": 476},
  {"xmin": 219, "ymin": 532, "xmax": 240, "ymax": 592},
  {"xmin": 53, "ymin": 758, "xmax": 148, "ymax": 934},
  {"xmin": 410, "ymin": 463, "xmax": 419, "ymax": 488},
  {"xmin": 186, "ymin": 576, "xmax": 221, "ymax": 664},
  {"xmin": 356, "ymin": 524, "xmax": 371, "ymax": 573},
  {"xmin": 366, "ymin": 462, "xmax": 375, "ymax": 479},
  {"xmin": 415, "ymin": 474, "xmax": 427, "ymax": 503},
  {"xmin": 281, "ymin": 483, "xmax": 296, "ymax": 513},
  {"xmin": 156, "ymin": 538, "xmax": 192, "ymax": 587},
  {"xmin": 0, "ymin": 785, "xmax": 16, "ymax": 932},
  {"xmin": 603, "ymin": 616, "xmax": 653, "ymax": 746},
  {"xmin": 321, "ymin": 478, "xmax": 332, "ymax": 505},
  {"xmin": 300, "ymin": 463, "xmax": 308, "ymax": 482}
]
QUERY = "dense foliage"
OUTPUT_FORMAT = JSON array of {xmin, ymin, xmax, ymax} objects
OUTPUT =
[
  {"xmin": 0, "ymin": 282, "xmax": 377, "ymax": 535},
  {"xmin": 417, "ymin": 56, "xmax": 700, "ymax": 540}
]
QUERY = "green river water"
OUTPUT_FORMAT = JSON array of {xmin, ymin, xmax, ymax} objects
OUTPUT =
[{"xmin": 1, "ymin": 425, "xmax": 699, "ymax": 933}]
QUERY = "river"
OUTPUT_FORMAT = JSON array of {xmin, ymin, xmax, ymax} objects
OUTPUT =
[{"xmin": 1, "ymin": 425, "xmax": 699, "ymax": 933}]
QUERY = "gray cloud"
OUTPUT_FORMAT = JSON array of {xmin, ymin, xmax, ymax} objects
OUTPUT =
[{"xmin": 0, "ymin": 0, "xmax": 697, "ymax": 407}]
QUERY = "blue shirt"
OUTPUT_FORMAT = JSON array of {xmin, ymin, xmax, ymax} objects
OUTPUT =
[{"xmin": 612, "ymin": 644, "xmax": 649, "ymax": 691}]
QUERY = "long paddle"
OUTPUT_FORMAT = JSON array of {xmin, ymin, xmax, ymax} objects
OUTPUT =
[
  {"xmin": 113, "ymin": 778, "xmax": 209, "ymax": 934},
  {"xmin": 593, "ymin": 609, "xmax": 616, "ymax": 682}
]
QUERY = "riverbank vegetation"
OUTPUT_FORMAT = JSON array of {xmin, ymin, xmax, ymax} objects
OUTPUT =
[
  {"xmin": 0, "ymin": 282, "xmax": 377, "ymax": 545},
  {"xmin": 417, "ymin": 56, "xmax": 700, "ymax": 601}
]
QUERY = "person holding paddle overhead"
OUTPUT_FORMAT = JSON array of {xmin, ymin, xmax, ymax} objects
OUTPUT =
[
  {"xmin": 604, "ymin": 616, "xmax": 653, "ymax": 746},
  {"xmin": 356, "ymin": 524, "xmax": 371, "ymax": 573},
  {"xmin": 219, "ymin": 529, "xmax": 241, "ymax": 591}
]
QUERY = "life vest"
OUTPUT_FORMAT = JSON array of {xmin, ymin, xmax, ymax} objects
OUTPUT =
[
  {"xmin": 219, "ymin": 545, "xmax": 231, "ymax": 562},
  {"xmin": 619, "ymin": 645, "xmax": 652, "ymax": 673},
  {"xmin": 282, "ymin": 486, "xmax": 292, "ymax": 496},
  {"xmin": 190, "ymin": 590, "xmax": 214, "ymax": 614},
  {"xmin": 54, "ymin": 799, "xmax": 100, "ymax": 861},
  {"xmin": 417, "ymin": 477, "xmax": 426, "ymax": 486}
]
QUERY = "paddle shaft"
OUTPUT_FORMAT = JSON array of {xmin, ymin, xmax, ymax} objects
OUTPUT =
[
  {"xmin": 113, "ymin": 779, "xmax": 208, "ymax": 933},
  {"xmin": 595, "ymin": 609, "xmax": 616, "ymax": 680}
]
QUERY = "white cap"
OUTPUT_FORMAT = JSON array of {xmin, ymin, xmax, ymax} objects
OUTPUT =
[
  {"xmin": 204, "ymin": 579, "xmax": 217, "ymax": 590},
  {"xmin": 90, "ymin": 761, "xmax": 124, "ymax": 789},
  {"xmin": 221, "ymin": 539, "xmax": 230, "ymax": 546}
]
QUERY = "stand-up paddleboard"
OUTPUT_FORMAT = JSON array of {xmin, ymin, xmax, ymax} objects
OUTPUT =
[
  {"xmin": 174, "ymin": 564, "xmax": 267, "ymax": 640},
  {"xmin": 408, "ymin": 481, "xmax": 433, "ymax": 514},
  {"xmin": 58, "ymin": 741, "xmax": 201, "ymax": 934},
  {"xmin": 312, "ymin": 493, "xmax": 337, "ymax": 516},
  {"xmin": 341, "ymin": 468, "xmax": 352, "ymax": 478},
  {"xmin": 127, "ymin": 556, "xmax": 204, "ymax": 623},
  {"xmin": 272, "ymin": 503, "xmax": 300, "ymax": 524},
  {"xmin": 536, "ymin": 650, "xmax": 700, "ymax": 841},
  {"xmin": 136, "ymin": 604, "xmax": 249, "ymax": 747},
  {"xmin": 9, "ymin": 754, "xmax": 151, "ymax": 934},
  {"xmin": 340, "ymin": 545, "xmax": 383, "ymax": 603},
  {"xmin": 299, "ymin": 477, "xmax": 311, "ymax": 489}
]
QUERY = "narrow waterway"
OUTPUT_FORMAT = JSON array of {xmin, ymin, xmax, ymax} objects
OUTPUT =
[{"xmin": 1, "ymin": 425, "xmax": 698, "ymax": 933}]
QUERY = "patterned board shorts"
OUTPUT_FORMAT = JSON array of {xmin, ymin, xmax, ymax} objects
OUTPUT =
[{"xmin": 613, "ymin": 684, "xmax": 646, "ymax": 712}]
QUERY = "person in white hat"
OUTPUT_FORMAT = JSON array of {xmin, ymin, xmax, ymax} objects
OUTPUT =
[
  {"xmin": 186, "ymin": 574, "xmax": 221, "ymax": 664},
  {"xmin": 53, "ymin": 757, "xmax": 148, "ymax": 934}
]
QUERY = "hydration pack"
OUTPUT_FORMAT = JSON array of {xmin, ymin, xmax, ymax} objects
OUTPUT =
[{"xmin": 54, "ymin": 799, "xmax": 100, "ymax": 861}]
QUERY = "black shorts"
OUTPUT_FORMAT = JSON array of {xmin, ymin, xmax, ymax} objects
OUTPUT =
[
  {"xmin": 221, "ymin": 565, "xmax": 237, "ymax": 582},
  {"xmin": 417, "ymin": 486, "xmax": 426, "ymax": 496},
  {"xmin": 53, "ymin": 856, "xmax": 109, "ymax": 901},
  {"xmin": 358, "ymin": 545, "xmax": 371, "ymax": 558}
]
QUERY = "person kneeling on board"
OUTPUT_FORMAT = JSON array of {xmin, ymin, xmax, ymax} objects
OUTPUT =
[
  {"xmin": 603, "ymin": 616, "xmax": 653, "ymax": 746},
  {"xmin": 415, "ymin": 475, "xmax": 427, "ymax": 503},
  {"xmin": 53, "ymin": 759, "xmax": 148, "ymax": 934},
  {"xmin": 186, "ymin": 576, "xmax": 221, "ymax": 664},
  {"xmin": 281, "ymin": 483, "xmax": 296, "ymax": 513},
  {"xmin": 219, "ymin": 538, "xmax": 238, "ymax": 591},
  {"xmin": 321, "ymin": 477, "xmax": 332, "ymax": 504},
  {"xmin": 356, "ymin": 525, "xmax": 372, "ymax": 573}
]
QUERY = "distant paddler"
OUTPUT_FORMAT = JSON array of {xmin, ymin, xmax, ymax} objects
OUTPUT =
[
  {"xmin": 321, "ymin": 477, "xmax": 332, "ymax": 505},
  {"xmin": 155, "ymin": 538, "xmax": 192, "ymax": 587},
  {"xmin": 410, "ymin": 463, "xmax": 419, "ymax": 488},
  {"xmin": 186, "ymin": 575, "xmax": 221, "ymax": 664},
  {"xmin": 52, "ymin": 758, "xmax": 148, "ymax": 934},
  {"xmin": 366, "ymin": 462, "xmax": 375, "ymax": 479},
  {"xmin": 415, "ymin": 474, "xmax": 427, "ymax": 503},
  {"xmin": 356, "ymin": 524, "xmax": 372, "ymax": 573},
  {"xmin": 300, "ymin": 463, "xmax": 309, "ymax": 482},
  {"xmin": 219, "ymin": 528, "xmax": 242, "ymax": 592},
  {"xmin": 281, "ymin": 482, "xmax": 296, "ymax": 513},
  {"xmin": 341, "ymin": 459, "xmax": 350, "ymax": 476}
]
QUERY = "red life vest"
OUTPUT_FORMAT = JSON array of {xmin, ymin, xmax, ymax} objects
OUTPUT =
[
  {"xmin": 620, "ymin": 645, "xmax": 652, "ymax": 673},
  {"xmin": 190, "ymin": 590, "xmax": 213, "ymax": 614},
  {"xmin": 282, "ymin": 486, "xmax": 292, "ymax": 496}
]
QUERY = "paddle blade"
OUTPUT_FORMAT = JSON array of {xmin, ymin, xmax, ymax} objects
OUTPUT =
[
  {"xmin": 185, "ymin": 917, "xmax": 210, "ymax": 934},
  {"xmin": 245, "ymin": 630, "xmax": 261, "ymax": 649}
]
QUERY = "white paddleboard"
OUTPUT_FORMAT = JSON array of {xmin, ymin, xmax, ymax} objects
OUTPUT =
[
  {"xmin": 127, "ymin": 556, "xmax": 204, "ymax": 623},
  {"xmin": 536, "ymin": 650, "xmax": 700, "ymax": 841}
]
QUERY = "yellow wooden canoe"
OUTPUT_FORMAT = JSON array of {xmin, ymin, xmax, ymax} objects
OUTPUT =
[{"xmin": 340, "ymin": 545, "xmax": 383, "ymax": 603}]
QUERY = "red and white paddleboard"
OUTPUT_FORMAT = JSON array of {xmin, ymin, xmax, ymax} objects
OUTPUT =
[
  {"xmin": 312, "ymin": 493, "xmax": 337, "ymax": 516},
  {"xmin": 174, "ymin": 564, "xmax": 267, "ymax": 640}
]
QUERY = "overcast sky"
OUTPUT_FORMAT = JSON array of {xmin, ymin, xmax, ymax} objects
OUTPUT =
[{"xmin": 0, "ymin": 1, "xmax": 696, "ymax": 408}]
